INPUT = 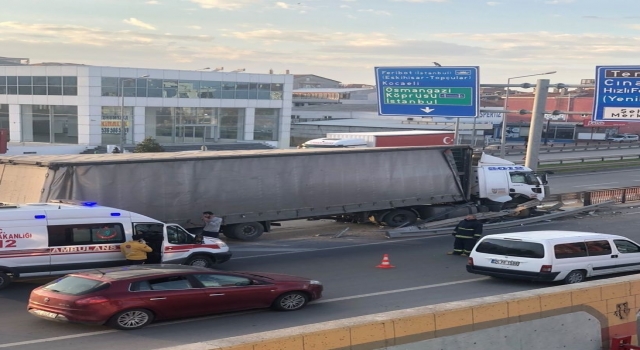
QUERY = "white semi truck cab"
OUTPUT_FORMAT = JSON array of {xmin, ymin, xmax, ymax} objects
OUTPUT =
[{"xmin": 473, "ymin": 153, "xmax": 548, "ymax": 206}]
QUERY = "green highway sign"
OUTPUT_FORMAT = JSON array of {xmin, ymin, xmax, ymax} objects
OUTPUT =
[
  {"xmin": 375, "ymin": 66, "xmax": 479, "ymax": 117},
  {"xmin": 382, "ymin": 87, "xmax": 473, "ymax": 106}
]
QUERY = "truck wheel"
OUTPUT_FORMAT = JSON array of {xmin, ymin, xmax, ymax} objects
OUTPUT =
[
  {"xmin": 222, "ymin": 230, "xmax": 238, "ymax": 240},
  {"xmin": 232, "ymin": 222, "xmax": 264, "ymax": 241},
  {"xmin": 0, "ymin": 272, "xmax": 11, "ymax": 290},
  {"xmin": 382, "ymin": 210, "xmax": 418, "ymax": 227}
]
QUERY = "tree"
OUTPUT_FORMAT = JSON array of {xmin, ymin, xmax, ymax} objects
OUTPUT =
[{"xmin": 134, "ymin": 137, "xmax": 165, "ymax": 153}]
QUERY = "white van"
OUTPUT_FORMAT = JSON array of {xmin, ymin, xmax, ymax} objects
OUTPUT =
[
  {"xmin": 466, "ymin": 231, "xmax": 640, "ymax": 284},
  {"xmin": 0, "ymin": 201, "xmax": 231, "ymax": 290}
]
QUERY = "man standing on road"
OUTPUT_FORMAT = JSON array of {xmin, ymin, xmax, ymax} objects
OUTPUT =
[
  {"xmin": 120, "ymin": 234, "xmax": 153, "ymax": 265},
  {"xmin": 201, "ymin": 211, "xmax": 223, "ymax": 239},
  {"xmin": 447, "ymin": 214, "xmax": 483, "ymax": 257}
]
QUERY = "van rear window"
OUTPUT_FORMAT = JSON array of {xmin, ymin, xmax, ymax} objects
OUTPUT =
[{"xmin": 476, "ymin": 239, "xmax": 545, "ymax": 259}]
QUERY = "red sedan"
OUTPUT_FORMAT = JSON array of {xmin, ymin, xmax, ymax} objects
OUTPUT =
[{"xmin": 27, "ymin": 265, "xmax": 323, "ymax": 330}]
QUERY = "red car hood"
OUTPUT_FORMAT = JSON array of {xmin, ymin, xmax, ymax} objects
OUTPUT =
[{"xmin": 239, "ymin": 271, "xmax": 313, "ymax": 282}]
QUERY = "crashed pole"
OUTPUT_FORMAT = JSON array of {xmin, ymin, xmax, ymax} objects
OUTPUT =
[{"xmin": 524, "ymin": 79, "xmax": 550, "ymax": 171}]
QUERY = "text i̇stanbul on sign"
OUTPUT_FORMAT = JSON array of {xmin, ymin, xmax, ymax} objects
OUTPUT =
[
  {"xmin": 594, "ymin": 66, "xmax": 640, "ymax": 122},
  {"xmin": 374, "ymin": 66, "xmax": 479, "ymax": 118}
]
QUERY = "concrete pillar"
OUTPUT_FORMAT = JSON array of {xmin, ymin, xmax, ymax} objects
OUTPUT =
[
  {"xmin": 133, "ymin": 106, "xmax": 146, "ymax": 143},
  {"xmin": 279, "ymin": 108, "xmax": 291, "ymax": 149},
  {"xmin": 525, "ymin": 79, "xmax": 550, "ymax": 171},
  {"xmin": 77, "ymin": 105, "xmax": 101, "ymax": 145},
  {"xmin": 243, "ymin": 108, "xmax": 255, "ymax": 141},
  {"xmin": 8, "ymin": 104, "xmax": 22, "ymax": 142}
]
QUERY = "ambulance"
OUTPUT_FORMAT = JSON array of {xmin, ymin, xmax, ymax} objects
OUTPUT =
[{"xmin": 0, "ymin": 200, "xmax": 232, "ymax": 290}]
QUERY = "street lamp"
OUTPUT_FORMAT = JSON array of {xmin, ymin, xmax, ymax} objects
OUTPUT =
[
  {"xmin": 120, "ymin": 75, "xmax": 150, "ymax": 151},
  {"xmin": 499, "ymin": 71, "xmax": 557, "ymax": 158}
]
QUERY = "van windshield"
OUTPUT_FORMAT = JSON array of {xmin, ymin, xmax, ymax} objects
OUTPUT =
[{"xmin": 476, "ymin": 238, "xmax": 545, "ymax": 259}]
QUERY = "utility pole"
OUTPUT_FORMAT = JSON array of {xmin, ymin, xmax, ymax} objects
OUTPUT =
[{"xmin": 524, "ymin": 79, "xmax": 550, "ymax": 171}]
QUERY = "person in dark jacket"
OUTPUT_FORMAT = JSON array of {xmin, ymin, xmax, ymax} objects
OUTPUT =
[{"xmin": 447, "ymin": 214, "xmax": 483, "ymax": 257}]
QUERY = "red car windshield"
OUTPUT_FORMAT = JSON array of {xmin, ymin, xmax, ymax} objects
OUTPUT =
[{"xmin": 42, "ymin": 276, "xmax": 110, "ymax": 296}]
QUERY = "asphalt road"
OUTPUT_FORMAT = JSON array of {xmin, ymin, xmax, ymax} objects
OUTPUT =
[
  {"xmin": 549, "ymin": 168, "xmax": 640, "ymax": 193},
  {"xmin": 2, "ymin": 208, "xmax": 640, "ymax": 350}
]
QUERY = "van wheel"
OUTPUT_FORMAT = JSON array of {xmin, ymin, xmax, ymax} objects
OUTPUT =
[
  {"xmin": 563, "ymin": 270, "xmax": 586, "ymax": 284},
  {"xmin": 0, "ymin": 272, "xmax": 11, "ymax": 290},
  {"xmin": 232, "ymin": 222, "xmax": 264, "ymax": 241},
  {"xmin": 107, "ymin": 309, "xmax": 154, "ymax": 330},
  {"xmin": 186, "ymin": 255, "xmax": 214, "ymax": 268},
  {"xmin": 382, "ymin": 210, "xmax": 418, "ymax": 228}
]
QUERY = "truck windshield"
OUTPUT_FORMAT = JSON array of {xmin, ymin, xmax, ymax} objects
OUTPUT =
[{"xmin": 510, "ymin": 172, "xmax": 540, "ymax": 186}]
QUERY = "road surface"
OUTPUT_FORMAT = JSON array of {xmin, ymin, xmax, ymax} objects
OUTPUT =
[
  {"xmin": 2, "ymin": 207, "xmax": 640, "ymax": 350},
  {"xmin": 549, "ymin": 168, "xmax": 640, "ymax": 193}
]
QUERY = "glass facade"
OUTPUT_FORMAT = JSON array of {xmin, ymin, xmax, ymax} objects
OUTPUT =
[
  {"xmin": 101, "ymin": 77, "xmax": 284, "ymax": 100},
  {"xmin": 254, "ymin": 108, "xmax": 280, "ymax": 141},
  {"xmin": 144, "ymin": 107, "xmax": 244, "ymax": 143},
  {"xmin": 101, "ymin": 106, "xmax": 134, "ymax": 145},
  {"xmin": 20, "ymin": 105, "xmax": 78, "ymax": 144},
  {"xmin": 0, "ymin": 76, "xmax": 77, "ymax": 96}
]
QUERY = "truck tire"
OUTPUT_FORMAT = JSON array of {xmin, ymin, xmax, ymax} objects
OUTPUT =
[
  {"xmin": 232, "ymin": 222, "xmax": 264, "ymax": 241},
  {"xmin": 222, "ymin": 230, "xmax": 238, "ymax": 240},
  {"xmin": 0, "ymin": 271, "xmax": 10, "ymax": 290},
  {"xmin": 382, "ymin": 209, "xmax": 418, "ymax": 228}
]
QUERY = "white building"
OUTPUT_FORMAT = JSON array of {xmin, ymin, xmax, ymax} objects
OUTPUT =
[{"xmin": 0, "ymin": 65, "xmax": 293, "ymax": 154}]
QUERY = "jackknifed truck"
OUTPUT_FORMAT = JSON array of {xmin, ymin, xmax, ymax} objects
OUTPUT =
[{"xmin": 0, "ymin": 145, "xmax": 548, "ymax": 241}]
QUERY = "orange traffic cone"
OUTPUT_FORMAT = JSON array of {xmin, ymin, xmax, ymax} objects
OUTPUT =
[{"xmin": 376, "ymin": 254, "xmax": 395, "ymax": 269}]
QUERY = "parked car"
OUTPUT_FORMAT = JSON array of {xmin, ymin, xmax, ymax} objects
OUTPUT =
[
  {"xmin": 466, "ymin": 230, "xmax": 640, "ymax": 284},
  {"xmin": 27, "ymin": 265, "xmax": 323, "ymax": 330},
  {"xmin": 607, "ymin": 134, "xmax": 639, "ymax": 142}
]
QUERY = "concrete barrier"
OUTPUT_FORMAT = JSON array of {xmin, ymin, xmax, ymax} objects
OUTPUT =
[{"xmin": 158, "ymin": 274, "xmax": 640, "ymax": 350}]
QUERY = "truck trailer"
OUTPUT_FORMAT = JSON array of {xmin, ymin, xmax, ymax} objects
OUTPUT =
[
  {"xmin": 0, "ymin": 146, "xmax": 548, "ymax": 241},
  {"xmin": 302, "ymin": 130, "xmax": 455, "ymax": 149}
]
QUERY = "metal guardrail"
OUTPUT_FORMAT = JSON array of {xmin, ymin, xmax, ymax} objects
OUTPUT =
[
  {"xmin": 483, "ymin": 142, "xmax": 640, "ymax": 156},
  {"xmin": 386, "ymin": 186, "xmax": 640, "ymax": 238},
  {"xmin": 544, "ymin": 186, "xmax": 640, "ymax": 206},
  {"xmin": 509, "ymin": 153, "xmax": 640, "ymax": 171}
]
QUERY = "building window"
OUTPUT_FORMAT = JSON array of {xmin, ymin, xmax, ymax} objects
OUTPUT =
[
  {"xmin": 101, "ymin": 106, "xmax": 133, "ymax": 145},
  {"xmin": 7, "ymin": 76, "xmax": 17, "ymax": 95},
  {"xmin": 254, "ymin": 109, "xmax": 279, "ymax": 141},
  {"xmin": 99, "ymin": 77, "xmax": 287, "ymax": 100},
  {"xmin": 270, "ymin": 84, "xmax": 283, "ymax": 100},
  {"xmin": 178, "ymin": 80, "xmax": 200, "ymax": 98},
  {"xmin": 0, "ymin": 76, "xmax": 5, "ymax": 94},
  {"xmin": 219, "ymin": 108, "xmax": 245, "ymax": 140},
  {"xmin": 20, "ymin": 105, "xmax": 78, "ymax": 144},
  {"xmin": 200, "ymin": 81, "xmax": 221, "ymax": 98},
  {"xmin": 145, "ymin": 107, "xmax": 218, "ymax": 144}
]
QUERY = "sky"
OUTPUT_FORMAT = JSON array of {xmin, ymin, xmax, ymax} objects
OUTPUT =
[{"xmin": 2, "ymin": 0, "xmax": 640, "ymax": 85}]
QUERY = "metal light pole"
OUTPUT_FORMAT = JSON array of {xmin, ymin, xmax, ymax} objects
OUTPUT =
[
  {"xmin": 499, "ymin": 71, "xmax": 557, "ymax": 158},
  {"xmin": 119, "ymin": 75, "xmax": 149, "ymax": 151}
]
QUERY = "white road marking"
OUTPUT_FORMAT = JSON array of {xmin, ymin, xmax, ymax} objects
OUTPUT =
[
  {"xmin": 573, "ymin": 182, "xmax": 619, "ymax": 188},
  {"xmin": 314, "ymin": 277, "xmax": 489, "ymax": 304},
  {"xmin": 1, "ymin": 277, "xmax": 490, "ymax": 348}
]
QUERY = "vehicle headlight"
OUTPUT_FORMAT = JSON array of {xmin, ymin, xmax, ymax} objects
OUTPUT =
[
  {"xmin": 309, "ymin": 280, "xmax": 322, "ymax": 285},
  {"xmin": 217, "ymin": 241, "xmax": 227, "ymax": 248}
]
